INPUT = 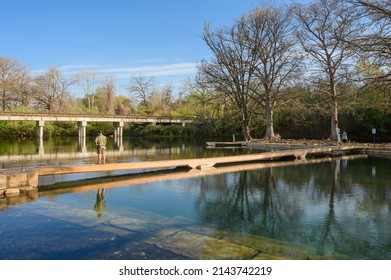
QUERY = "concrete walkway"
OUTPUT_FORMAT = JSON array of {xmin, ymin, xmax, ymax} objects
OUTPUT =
[
  {"xmin": 1, "ymin": 145, "xmax": 363, "ymax": 197},
  {"xmin": 37, "ymin": 145, "xmax": 361, "ymax": 175}
]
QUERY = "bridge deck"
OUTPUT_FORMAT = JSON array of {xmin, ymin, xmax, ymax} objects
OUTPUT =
[{"xmin": 0, "ymin": 112, "xmax": 195, "ymax": 124}]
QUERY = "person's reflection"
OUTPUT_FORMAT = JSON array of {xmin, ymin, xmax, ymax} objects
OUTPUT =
[{"xmin": 94, "ymin": 189, "xmax": 106, "ymax": 218}]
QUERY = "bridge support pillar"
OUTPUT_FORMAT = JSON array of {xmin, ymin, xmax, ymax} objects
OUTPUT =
[
  {"xmin": 77, "ymin": 121, "xmax": 88, "ymax": 153},
  {"xmin": 114, "ymin": 121, "xmax": 124, "ymax": 152},
  {"xmin": 77, "ymin": 120, "xmax": 88, "ymax": 138},
  {"xmin": 36, "ymin": 120, "xmax": 45, "ymax": 139}
]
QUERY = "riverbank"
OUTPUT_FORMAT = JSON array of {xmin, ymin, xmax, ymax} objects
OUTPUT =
[
  {"xmin": 246, "ymin": 138, "xmax": 391, "ymax": 157},
  {"xmin": 249, "ymin": 138, "xmax": 390, "ymax": 147},
  {"xmin": 207, "ymin": 137, "xmax": 391, "ymax": 157},
  {"xmin": 208, "ymin": 138, "xmax": 391, "ymax": 152}
]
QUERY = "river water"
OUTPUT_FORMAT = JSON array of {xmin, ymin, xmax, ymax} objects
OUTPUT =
[{"xmin": 0, "ymin": 137, "xmax": 390, "ymax": 260}]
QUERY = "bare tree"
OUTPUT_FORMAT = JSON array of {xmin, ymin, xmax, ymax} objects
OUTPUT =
[
  {"xmin": 199, "ymin": 21, "xmax": 259, "ymax": 141},
  {"xmin": 97, "ymin": 76, "xmax": 116, "ymax": 114},
  {"xmin": 247, "ymin": 6, "xmax": 303, "ymax": 139},
  {"xmin": 160, "ymin": 85, "xmax": 174, "ymax": 115},
  {"xmin": 176, "ymin": 78, "xmax": 191, "ymax": 110},
  {"xmin": 147, "ymin": 85, "xmax": 174, "ymax": 115},
  {"xmin": 13, "ymin": 69, "xmax": 33, "ymax": 109},
  {"xmin": 33, "ymin": 67, "xmax": 76, "ymax": 112},
  {"xmin": 353, "ymin": 0, "xmax": 391, "ymax": 18},
  {"xmin": 129, "ymin": 75, "xmax": 155, "ymax": 111},
  {"xmin": 294, "ymin": 0, "xmax": 363, "ymax": 140},
  {"xmin": 184, "ymin": 77, "xmax": 224, "ymax": 120},
  {"xmin": 349, "ymin": 0, "xmax": 391, "ymax": 85},
  {"xmin": 0, "ymin": 57, "xmax": 29, "ymax": 111},
  {"xmin": 76, "ymin": 71, "xmax": 100, "ymax": 112}
]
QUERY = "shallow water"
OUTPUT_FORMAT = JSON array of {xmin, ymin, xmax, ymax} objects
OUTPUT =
[
  {"xmin": 1, "ymin": 159, "xmax": 390, "ymax": 259},
  {"xmin": 1, "ymin": 138, "xmax": 391, "ymax": 259}
]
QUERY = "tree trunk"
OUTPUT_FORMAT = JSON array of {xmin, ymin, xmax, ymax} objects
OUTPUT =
[
  {"xmin": 241, "ymin": 110, "xmax": 252, "ymax": 141},
  {"xmin": 241, "ymin": 121, "xmax": 252, "ymax": 142},
  {"xmin": 329, "ymin": 84, "xmax": 339, "ymax": 141},
  {"xmin": 329, "ymin": 106, "xmax": 339, "ymax": 141},
  {"xmin": 264, "ymin": 103, "xmax": 275, "ymax": 139}
]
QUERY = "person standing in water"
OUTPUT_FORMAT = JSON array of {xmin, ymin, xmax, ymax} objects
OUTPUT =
[{"xmin": 95, "ymin": 131, "xmax": 107, "ymax": 164}]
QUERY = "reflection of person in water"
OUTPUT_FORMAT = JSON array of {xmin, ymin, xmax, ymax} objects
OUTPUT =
[{"xmin": 94, "ymin": 189, "xmax": 106, "ymax": 218}]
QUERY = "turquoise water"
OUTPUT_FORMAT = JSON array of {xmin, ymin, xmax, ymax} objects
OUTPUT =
[{"xmin": 0, "ymin": 138, "xmax": 391, "ymax": 259}]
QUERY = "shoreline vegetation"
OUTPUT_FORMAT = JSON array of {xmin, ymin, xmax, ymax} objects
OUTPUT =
[{"xmin": 1, "ymin": 119, "xmax": 390, "ymax": 150}]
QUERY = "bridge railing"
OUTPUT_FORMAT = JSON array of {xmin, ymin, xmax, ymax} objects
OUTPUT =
[
  {"xmin": 0, "ymin": 111, "xmax": 200, "ymax": 124},
  {"xmin": 0, "ymin": 111, "xmax": 197, "ymax": 120}
]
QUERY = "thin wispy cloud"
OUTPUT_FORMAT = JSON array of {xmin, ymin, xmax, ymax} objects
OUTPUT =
[
  {"xmin": 104, "ymin": 63, "xmax": 198, "ymax": 78},
  {"xmin": 33, "ymin": 62, "xmax": 198, "ymax": 79},
  {"xmin": 32, "ymin": 62, "xmax": 198, "ymax": 96},
  {"xmin": 59, "ymin": 64, "xmax": 110, "ymax": 71}
]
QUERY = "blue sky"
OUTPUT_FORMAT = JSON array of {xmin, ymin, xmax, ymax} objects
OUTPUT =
[{"xmin": 1, "ymin": 0, "xmax": 306, "ymax": 96}]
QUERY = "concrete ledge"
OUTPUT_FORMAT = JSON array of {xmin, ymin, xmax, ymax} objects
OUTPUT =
[
  {"xmin": 4, "ymin": 188, "xmax": 20, "ymax": 197},
  {"xmin": 0, "ymin": 169, "xmax": 39, "ymax": 197},
  {"xmin": 362, "ymin": 147, "xmax": 391, "ymax": 158},
  {"xmin": 0, "ymin": 174, "xmax": 6, "ymax": 186}
]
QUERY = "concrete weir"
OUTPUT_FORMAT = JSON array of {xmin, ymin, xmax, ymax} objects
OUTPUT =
[
  {"xmin": 0, "ymin": 168, "xmax": 39, "ymax": 197},
  {"xmin": 0, "ymin": 145, "xmax": 362, "ymax": 197}
]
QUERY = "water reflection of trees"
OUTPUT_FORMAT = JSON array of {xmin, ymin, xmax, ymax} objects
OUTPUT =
[{"xmin": 195, "ymin": 157, "xmax": 391, "ymax": 259}]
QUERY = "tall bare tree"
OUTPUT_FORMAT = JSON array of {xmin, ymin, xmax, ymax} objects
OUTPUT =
[
  {"xmin": 76, "ymin": 71, "xmax": 100, "ymax": 112},
  {"xmin": 13, "ymin": 69, "xmax": 33, "ymax": 109},
  {"xmin": 181, "ymin": 77, "xmax": 226, "ymax": 121},
  {"xmin": 247, "ymin": 6, "xmax": 303, "ymax": 139},
  {"xmin": 349, "ymin": 0, "xmax": 391, "ymax": 86},
  {"xmin": 0, "ymin": 57, "xmax": 29, "ymax": 111},
  {"xmin": 129, "ymin": 75, "xmax": 155, "ymax": 112},
  {"xmin": 294, "ymin": 0, "xmax": 363, "ymax": 140},
  {"xmin": 33, "ymin": 67, "xmax": 75, "ymax": 112},
  {"xmin": 199, "ymin": 20, "xmax": 259, "ymax": 141},
  {"xmin": 99, "ymin": 76, "xmax": 116, "ymax": 114}
]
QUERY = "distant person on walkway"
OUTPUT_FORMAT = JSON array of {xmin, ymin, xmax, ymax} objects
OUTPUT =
[
  {"xmin": 95, "ymin": 131, "xmax": 107, "ymax": 164},
  {"xmin": 342, "ymin": 131, "xmax": 348, "ymax": 143}
]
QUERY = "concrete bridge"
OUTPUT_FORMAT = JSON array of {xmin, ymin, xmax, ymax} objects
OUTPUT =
[
  {"xmin": 0, "ymin": 111, "xmax": 196, "ymax": 138},
  {"xmin": 0, "ymin": 112, "xmax": 197, "ymax": 152}
]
